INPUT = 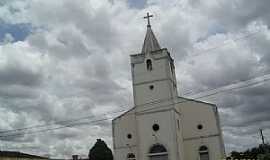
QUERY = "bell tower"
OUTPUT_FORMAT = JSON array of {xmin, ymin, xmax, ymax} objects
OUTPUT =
[{"xmin": 130, "ymin": 13, "xmax": 178, "ymax": 106}]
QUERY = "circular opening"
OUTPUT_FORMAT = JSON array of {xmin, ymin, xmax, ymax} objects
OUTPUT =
[
  {"xmin": 127, "ymin": 134, "xmax": 132, "ymax": 139},
  {"xmin": 149, "ymin": 85, "xmax": 154, "ymax": 90},
  {"xmin": 197, "ymin": 124, "xmax": 203, "ymax": 130},
  {"xmin": 152, "ymin": 124, "xmax": 160, "ymax": 131}
]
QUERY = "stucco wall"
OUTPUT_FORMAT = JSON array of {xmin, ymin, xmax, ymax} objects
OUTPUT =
[
  {"xmin": 113, "ymin": 108, "xmax": 137, "ymax": 148},
  {"xmin": 183, "ymin": 136, "xmax": 225, "ymax": 160},
  {"xmin": 176, "ymin": 99, "xmax": 225, "ymax": 159},
  {"xmin": 131, "ymin": 50, "xmax": 177, "ymax": 106},
  {"xmin": 113, "ymin": 108, "xmax": 138, "ymax": 160},
  {"xmin": 136, "ymin": 109, "xmax": 179, "ymax": 160},
  {"xmin": 177, "ymin": 100, "xmax": 220, "ymax": 138},
  {"xmin": 113, "ymin": 46, "xmax": 225, "ymax": 160}
]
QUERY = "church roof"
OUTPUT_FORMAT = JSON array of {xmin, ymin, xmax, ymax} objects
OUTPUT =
[
  {"xmin": 113, "ymin": 97, "xmax": 217, "ymax": 121},
  {"xmin": 0, "ymin": 151, "xmax": 48, "ymax": 159},
  {"xmin": 178, "ymin": 96, "xmax": 217, "ymax": 107},
  {"xmin": 141, "ymin": 25, "xmax": 161, "ymax": 54},
  {"xmin": 112, "ymin": 107, "xmax": 135, "ymax": 121}
]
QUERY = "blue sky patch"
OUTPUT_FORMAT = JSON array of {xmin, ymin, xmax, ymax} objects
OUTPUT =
[
  {"xmin": 196, "ymin": 23, "xmax": 227, "ymax": 42},
  {"xmin": 208, "ymin": 23, "xmax": 226, "ymax": 36},
  {"xmin": 128, "ymin": 0, "xmax": 146, "ymax": 9},
  {"xmin": 0, "ymin": 22, "xmax": 33, "ymax": 43}
]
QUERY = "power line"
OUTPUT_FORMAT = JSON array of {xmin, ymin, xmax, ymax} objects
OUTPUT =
[
  {"xmin": 1, "ymin": 66, "xmax": 270, "ymax": 138},
  {"xmin": 180, "ymin": 29, "xmax": 264, "ymax": 94},
  {"xmin": 0, "ymin": 20, "xmax": 266, "ymax": 149},
  {"xmin": 132, "ymin": 28, "xmax": 263, "ymax": 78},
  {"xmin": 2, "ymin": 71, "xmax": 270, "ymax": 137},
  {"xmin": 0, "ymin": 98, "xmax": 173, "ymax": 135},
  {"xmin": 183, "ymin": 68, "xmax": 270, "ymax": 96},
  {"xmin": 187, "ymin": 28, "xmax": 263, "ymax": 59},
  {"xmin": 133, "ymin": 71, "xmax": 270, "ymax": 109},
  {"xmin": 0, "ymin": 107, "xmax": 128, "ymax": 134},
  {"xmin": 184, "ymin": 73, "xmax": 270, "ymax": 97},
  {"xmin": 0, "ymin": 99, "xmax": 179, "ymax": 139},
  {"xmin": 0, "ymin": 116, "xmax": 116, "ymax": 139},
  {"xmin": 0, "ymin": 98, "xmax": 175, "ymax": 138},
  {"xmin": 136, "ymin": 74, "xmax": 270, "ymax": 114}
]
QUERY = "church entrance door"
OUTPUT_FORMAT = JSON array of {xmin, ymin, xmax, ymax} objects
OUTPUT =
[
  {"xmin": 149, "ymin": 154, "xmax": 168, "ymax": 160},
  {"xmin": 149, "ymin": 144, "xmax": 168, "ymax": 160},
  {"xmin": 199, "ymin": 146, "xmax": 209, "ymax": 160}
]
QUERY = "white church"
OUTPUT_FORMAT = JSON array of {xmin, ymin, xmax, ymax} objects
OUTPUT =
[{"xmin": 112, "ymin": 13, "xmax": 225, "ymax": 160}]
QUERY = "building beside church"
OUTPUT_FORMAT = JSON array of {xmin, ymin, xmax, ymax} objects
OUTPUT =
[
  {"xmin": 112, "ymin": 13, "xmax": 225, "ymax": 160},
  {"xmin": 0, "ymin": 151, "xmax": 48, "ymax": 160}
]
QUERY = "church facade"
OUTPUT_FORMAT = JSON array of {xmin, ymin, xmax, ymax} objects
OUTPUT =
[{"xmin": 112, "ymin": 14, "xmax": 225, "ymax": 160}]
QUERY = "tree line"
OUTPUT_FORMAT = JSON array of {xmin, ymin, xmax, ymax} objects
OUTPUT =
[{"xmin": 227, "ymin": 144, "xmax": 270, "ymax": 160}]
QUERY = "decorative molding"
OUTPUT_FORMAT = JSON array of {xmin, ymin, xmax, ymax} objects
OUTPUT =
[{"xmin": 183, "ymin": 134, "xmax": 220, "ymax": 141}]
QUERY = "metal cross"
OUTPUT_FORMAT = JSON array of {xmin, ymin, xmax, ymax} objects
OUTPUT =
[{"xmin": 144, "ymin": 12, "xmax": 153, "ymax": 27}]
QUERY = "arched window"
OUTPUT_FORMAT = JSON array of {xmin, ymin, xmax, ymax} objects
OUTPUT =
[
  {"xmin": 148, "ymin": 144, "xmax": 168, "ymax": 160},
  {"xmin": 127, "ymin": 153, "xmax": 136, "ymax": 160},
  {"xmin": 146, "ymin": 59, "xmax": 152, "ymax": 71},
  {"xmin": 199, "ymin": 145, "xmax": 209, "ymax": 160}
]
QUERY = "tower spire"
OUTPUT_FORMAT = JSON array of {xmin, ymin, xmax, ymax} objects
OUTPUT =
[{"xmin": 141, "ymin": 12, "xmax": 161, "ymax": 54}]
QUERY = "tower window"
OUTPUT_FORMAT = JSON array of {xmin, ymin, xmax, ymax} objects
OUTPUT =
[
  {"xmin": 146, "ymin": 59, "xmax": 152, "ymax": 71},
  {"xmin": 170, "ymin": 61, "xmax": 174, "ymax": 74},
  {"xmin": 177, "ymin": 120, "xmax": 180, "ymax": 129},
  {"xmin": 149, "ymin": 85, "xmax": 154, "ymax": 90}
]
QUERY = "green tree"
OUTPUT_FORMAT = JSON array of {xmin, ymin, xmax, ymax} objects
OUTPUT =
[
  {"xmin": 89, "ymin": 139, "xmax": 113, "ymax": 160},
  {"xmin": 258, "ymin": 153, "xmax": 270, "ymax": 160},
  {"xmin": 229, "ymin": 144, "xmax": 270, "ymax": 159}
]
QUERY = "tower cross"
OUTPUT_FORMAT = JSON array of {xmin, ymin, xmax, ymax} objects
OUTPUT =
[{"xmin": 144, "ymin": 12, "xmax": 153, "ymax": 27}]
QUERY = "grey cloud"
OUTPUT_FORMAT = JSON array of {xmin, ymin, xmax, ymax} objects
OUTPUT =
[
  {"xmin": 208, "ymin": 0, "xmax": 270, "ymax": 30},
  {"xmin": 0, "ymin": 86, "xmax": 39, "ymax": 99},
  {"xmin": 180, "ymin": 25, "xmax": 270, "ymax": 153},
  {"xmin": 0, "ymin": 0, "xmax": 130, "ymax": 157},
  {"xmin": 0, "ymin": 65, "xmax": 42, "ymax": 87},
  {"xmin": 247, "ymin": 31, "xmax": 270, "ymax": 67},
  {"xmin": 1, "ymin": 0, "xmax": 270, "ymax": 157},
  {"xmin": 28, "ymin": 0, "xmax": 118, "ymax": 54},
  {"xmin": 28, "ymin": 28, "xmax": 91, "ymax": 59}
]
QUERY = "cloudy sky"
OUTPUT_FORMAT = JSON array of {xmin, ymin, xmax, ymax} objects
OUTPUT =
[{"xmin": 0, "ymin": 0, "xmax": 270, "ymax": 158}]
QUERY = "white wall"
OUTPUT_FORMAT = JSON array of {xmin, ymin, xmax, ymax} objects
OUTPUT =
[
  {"xmin": 183, "ymin": 136, "xmax": 225, "ymax": 160},
  {"xmin": 134, "ymin": 81, "xmax": 173, "ymax": 106},
  {"xmin": 176, "ymin": 98, "xmax": 225, "ymax": 160},
  {"xmin": 113, "ymin": 109, "xmax": 137, "ymax": 149},
  {"xmin": 114, "ymin": 147, "xmax": 138, "ymax": 160},
  {"xmin": 136, "ymin": 109, "xmax": 180, "ymax": 160},
  {"xmin": 178, "ymin": 100, "xmax": 219, "ymax": 138},
  {"xmin": 113, "ymin": 48, "xmax": 225, "ymax": 160},
  {"xmin": 173, "ymin": 111, "xmax": 185, "ymax": 160},
  {"xmin": 131, "ymin": 50, "xmax": 177, "ymax": 106}
]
